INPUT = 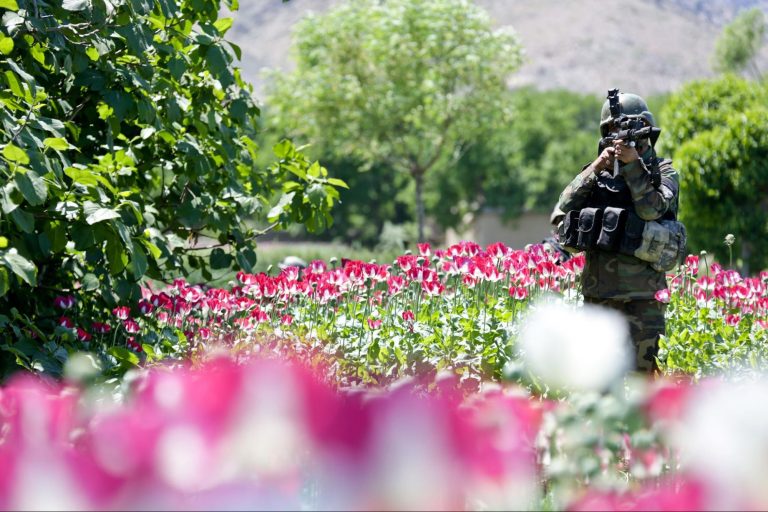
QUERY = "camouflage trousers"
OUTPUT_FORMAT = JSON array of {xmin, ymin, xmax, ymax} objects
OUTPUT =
[{"xmin": 583, "ymin": 296, "xmax": 666, "ymax": 373}]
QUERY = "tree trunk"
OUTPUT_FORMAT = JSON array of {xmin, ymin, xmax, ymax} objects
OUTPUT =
[
  {"xmin": 741, "ymin": 239, "xmax": 752, "ymax": 276},
  {"xmin": 413, "ymin": 169, "xmax": 425, "ymax": 242}
]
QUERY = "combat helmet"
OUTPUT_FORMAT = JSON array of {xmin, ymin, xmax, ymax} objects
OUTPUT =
[{"xmin": 599, "ymin": 92, "xmax": 656, "ymax": 137}]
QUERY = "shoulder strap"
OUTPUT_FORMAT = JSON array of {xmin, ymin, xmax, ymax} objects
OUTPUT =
[{"xmin": 650, "ymin": 148, "xmax": 661, "ymax": 189}]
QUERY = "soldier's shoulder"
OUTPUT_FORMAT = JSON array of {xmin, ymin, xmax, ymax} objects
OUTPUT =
[{"xmin": 656, "ymin": 157, "xmax": 678, "ymax": 174}]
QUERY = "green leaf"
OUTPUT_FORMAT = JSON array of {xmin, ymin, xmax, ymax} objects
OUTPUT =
[
  {"xmin": 227, "ymin": 41, "xmax": 242, "ymax": 61},
  {"xmin": 0, "ymin": 267, "xmax": 8, "ymax": 297},
  {"xmin": 10, "ymin": 208, "xmax": 34, "ymax": 233},
  {"xmin": 140, "ymin": 238, "xmax": 162, "ymax": 260},
  {"xmin": 0, "ymin": 34, "xmax": 13, "ymax": 55},
  {"xmin": 128, "ymin": 241, "xmax": 147, "ymax": 280},
  {"xmin": 142, "ymin": 343, "xmax": 158, "ymax": 361},
  {"xmin": 4, "ymin": 70, "xmax": 22, "ymax": 97},
  {"xmin": 0, "ymin": 0, "xmax": 19, "ymax": 10},
  {"xmin": 62, "ymin": 0, "xmax": 89, "ymax": 11},
  {"xmin": 267, "ymin": 191, "xmax": 295, "ymax": 220},
  {"xmin": 14, "ymin": 170, "xmax": 47, "ymax": 206},
  {"xmin": 97, "ymin": 102, "xmax": 113, "ymax": 120},
  {"xmin": 210, "ymin": 247, "xmax": 232, "ymax": 269},
  {"xmin": 235, "ymin": 247, "xmax": 257, "ymax": 272},
  {"xmin": 0, "ymin": 183, "xmax": 19, "ymax": 214},
  {"xmin": 29, "ymin": 44, "xmax": 45, "ymax": 65},
  {"xmin": 64, "ymin": 167, "xmax": 118, "ymax": 195},
  {"xmin": 327, "ymin": 178, "xmax": 349, "ymax": 189},
  {"xmin": 214, "ymin": 17, "xmax": 233, "ymax": 35},
  {"xmin": 107, "ymin": 346, "xmax": 140, "ymax": 366},
  {"xmin": 82, "ymin": 272, "xmax": 99, "ymax": 291},
  {"xmin": 274, "ymin": 139, "xmax": 294, "ymax": 159},
  {"xmin": 44, "ymin": 221, "xmax": 66, "ymax": 253},
  {"xmin": 2, "ymin": 250, "xmax": 37, "ymax": 286},
  {"xmin": 106, "ymin": 237, "xmax": 127, "ymax": 275},
  {"xmin": 3, "ymin": 143, "xmax": 29, "ymax": 165},
  {"xmin": 85, "ymin": 46, "xmax": 99, "ymax": 61},
  {"xmin": 86, "ymin": 208, "xmax": 121, "ymax": 225},
  {"xmin": 72, "ymin": 224, "xmax": 96, "ymax": 250},
  {"xmin": 206, "ymin": 45, "xmax": 232, "ymax": 86},
  {"xmin": 307, "ymin": 183, "xmax": 326, "ymax": 207},
  {"xmin": 43, "ymin": 137, "xmax": 71, "ymax": 151},
  {"xmin": 37, "ymin": 231, "xmax": 51, "ymax": 257}
]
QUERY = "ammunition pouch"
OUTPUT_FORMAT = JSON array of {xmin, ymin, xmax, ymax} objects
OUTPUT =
[
  {"xmin": 557, "ymin": 209, "xmax": 581, "ymax": 250},
  {"xmin": 618, "ymin": 211, "xmax": 645, "ymax": 256},
  {"xmin": 597, "ymin": 207, "xmax": 627, "ymax": 252},
  {"xmin": 556, "ymin": 203, "xmax": 687, "ymax": 272},
  {"xmin": 576, "ymin": 207, "xmax": 603, "ymax": 251}
]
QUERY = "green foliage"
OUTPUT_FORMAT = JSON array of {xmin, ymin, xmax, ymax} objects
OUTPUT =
[
  {"xmin": 659, "ymin": 76, "xmax": 768, "ymax": 272},
  {"xmin": 506, "ymin": 88, "xmax": 602, "ymax": 214},
  {"xmin": 712, "ymin": 7, "xmax": 765, "ymax": 79},
  {"xmin": 427, "ymin": 87, "xmax": 601, "ymax": 229},
  {"xmin": 267, "ymin": 0, "xmax": 522, "ymax": 240},
  {"xmin": 0, "ymin": 0, "xmax": 344, "ymax": 378},
  {"xmin": 306, "ymin": 157, "xmax": 413, "ymax": 247}
]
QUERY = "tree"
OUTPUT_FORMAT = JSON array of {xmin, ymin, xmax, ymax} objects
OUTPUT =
[
  {"xmin": 712, "ymin": 8, "xmax": 765, "ymax": 79},
  {"xmin": 267, "ymin": 0, "xmax": 522, "ymax": 241},
  {"xmin": 659, "ymin": 76, "xmax": 768, "ymax": 272},
  {"xmin": 426, "ymin": 88, "xmax": 601, "ymax": 231},
  {"xmin": 0, "ymin": 0, "xmax": 343, "ymax": 377}
]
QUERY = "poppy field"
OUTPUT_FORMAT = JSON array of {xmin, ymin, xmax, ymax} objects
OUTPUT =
[{"xmin": 3, "ymin": 242, "xmax": 767, "ymax": 510}]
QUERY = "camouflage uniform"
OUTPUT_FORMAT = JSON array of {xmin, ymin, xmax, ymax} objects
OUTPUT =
[{"xmin": 555, "ymin": 151, "xmax": 680, "ymax": 372}]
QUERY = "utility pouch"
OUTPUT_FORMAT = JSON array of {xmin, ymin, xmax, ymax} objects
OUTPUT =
[
  {"xmin": 558, "ymin": 210, "xmax": 581, "ymax": 249},
  {"xmin": 597, "ymin": 207, "xmax": 627, "ymax": 252},
  {"xmin": 634, "ymin": 221, "xmax": 670, "ymax": 265},
  {"xmin": 576, "ymin": 207, "xmax": 603, "ymax": 251},
  {"xmin": 650, "ymin": 220, "xmax": 688, "ymax": 272},
  {"xmin": 618, "ymin": 212, "xmax": 645, "ymax": 256}
]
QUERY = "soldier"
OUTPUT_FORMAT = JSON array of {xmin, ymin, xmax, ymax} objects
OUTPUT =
[{"xmin": 553, "ymin": 92, "xmax": 680, "ymax": 373}]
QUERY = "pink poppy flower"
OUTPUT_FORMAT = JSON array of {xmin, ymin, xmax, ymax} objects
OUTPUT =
[
  {"xmin": 509, "ymin": 286, "xmax": 528, "ymax": 300},
  {"xmin": 112, "ymin": 306, "xmax": 130, "ymax": 320},
  {"xmin": 54, "ymin": 295, "xmax": 76, "ymax": 309},
  {"xmin": 58, "ymin": 316, "xmax": 74, "ymax": 329},
  {"xmin": 92, "ymin": 322, "xmax": 111, "ymax": 334},
  {"xmin": 137, "ymin": 299, "xmax": 154, "ymax": 315},
  {"xmin": 123, "ymin": 319, "xmax": 140, "ymax": 334}
]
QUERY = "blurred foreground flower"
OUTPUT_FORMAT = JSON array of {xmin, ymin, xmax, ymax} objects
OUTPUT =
[
  {"xmin": 675, "ymin": 378, "xmax": 768, "ymax": 509},
  {"xmin": 518, "ymin": 300, "xmax": 632, "ymax": 393},
  {"xmin": 0, "ymin": 357, "xmax": 540, "ymax": 511}
]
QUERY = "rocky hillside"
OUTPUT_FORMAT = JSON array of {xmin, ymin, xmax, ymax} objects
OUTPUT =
[{"xmin": 227, "ymin": 0, "xmax": 768, "ymax": 98}]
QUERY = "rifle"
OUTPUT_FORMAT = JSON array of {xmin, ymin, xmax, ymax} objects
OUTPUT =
[{"xmin": 599, "ymin": 88, "xmax": 661, "ymax": 174}]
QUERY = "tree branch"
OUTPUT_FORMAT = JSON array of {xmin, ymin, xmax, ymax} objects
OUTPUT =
[{"xmin": 178, "ymin": 222, "xmax": 280, "ymax": 252}]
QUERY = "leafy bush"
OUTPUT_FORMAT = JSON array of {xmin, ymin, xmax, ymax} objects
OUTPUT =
[
  {"xmin": 659, "ymin": 76, "xmax": 768, "ymax": 273},
  {"xmin": 0, "ymin": 0, "xmax": 344, "ymax": 377}
]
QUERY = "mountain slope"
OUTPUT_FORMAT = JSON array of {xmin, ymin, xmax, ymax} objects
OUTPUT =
[{"xmin": 227, "ymin": 0, "xmax": 768, "ymax": 97}]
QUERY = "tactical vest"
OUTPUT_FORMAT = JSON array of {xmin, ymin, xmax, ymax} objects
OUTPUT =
[
  {"xmin": 557, "ymin": 158, "xmax": 686, "ymax": 272},
  {"xmin": 590, "ymin": 158, "xmax": 676, "ymax": 221}
]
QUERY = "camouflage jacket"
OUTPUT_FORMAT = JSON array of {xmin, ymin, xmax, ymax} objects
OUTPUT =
[{"xmin": 555, "ymin": 155, "xmax": 680, "ymax": 300}]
